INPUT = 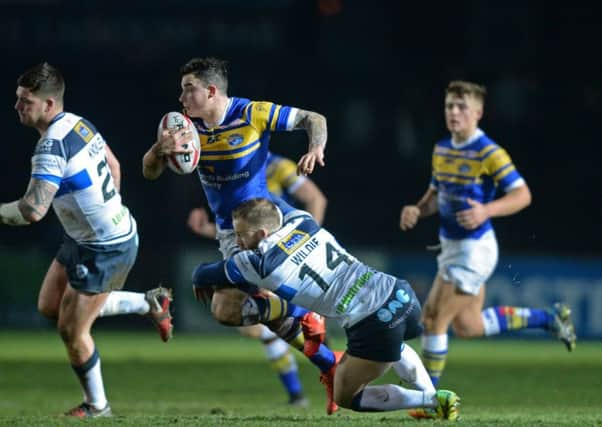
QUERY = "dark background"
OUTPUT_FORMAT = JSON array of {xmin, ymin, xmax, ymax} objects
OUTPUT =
[{"xmin": 1, "ymin": 1, "xmax": 600, "ymax": 291}]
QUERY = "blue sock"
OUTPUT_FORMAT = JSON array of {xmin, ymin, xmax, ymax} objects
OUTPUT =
[
  {"xmin": 309, "ymin": 343, "xmax": 336, "ymax": 373},
  {"xmin": 280, "ymin": 371, "xmax": 303, "ymax": 399},
  {"xmin": 483, "ymin": 306, "xmax": 553, "ymax": 333}
]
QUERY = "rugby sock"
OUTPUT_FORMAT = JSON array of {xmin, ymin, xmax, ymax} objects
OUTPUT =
[
  {"xmin": 276, "ymin": 327, "xmax": 335, "ymax": 373},
  {"xmin": 252, "ymin": 294, "xmax": 309, "ymax": 322},
  {"xmin": 351, "ymin": 385, "xmax": 437, "ymax": 412},
  {"xmin": 421, "ymin": 334, "xmax": 448, "ymax": 386},
  {"xmin": 71, "ymin": 348, "xmax": 108, "ymax": 409},
  {"xmin": 98, "ymin": 291, "xmax": 149, "ymax": 317},
  {"xmin": 308, "ymin": 343, "xmax": 336, "ymax": 373},
  {"xmin": 393, "ymin": 343, "xmax": 436, "ymax": 392},
  {"xmin": 263, "ymin": 336, "xmax": 303, "ymax": 400},
  {"xmin": 482, "ymin": 306, "xmax": 553, "ymax": 336}
]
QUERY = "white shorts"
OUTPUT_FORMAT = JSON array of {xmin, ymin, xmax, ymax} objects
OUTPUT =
[
  {"xmin": 215, "ymin": 226, "xmax": 239, "ymax": 260},
  {"xmin": 436, "ymin": 230, "xmax": 498, "ymax": 295}
]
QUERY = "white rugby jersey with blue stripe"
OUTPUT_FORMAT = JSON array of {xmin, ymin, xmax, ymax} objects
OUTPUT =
[
  {"xmin": 30, "ymin": 112, "xmax": 136, "ymax": 245},
  {"xmin": 225, "ymin": 210, "xmax": 395, "ymax": 328}
]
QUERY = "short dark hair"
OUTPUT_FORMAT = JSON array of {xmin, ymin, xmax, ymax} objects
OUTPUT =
[
  {"xmin": 17, "ymin": 62, "xmax": 65, "ymax": 101},
  {"xmin": 232, "ymin": 198, "xmax": 282, "ymax": 232},
  {"xmin": 446, "ymin": 81, "xmax": 486, "ymax": 104},
  {"xmin": 180, "ymin": 57, "xmax": 228, "ymax": 93}
]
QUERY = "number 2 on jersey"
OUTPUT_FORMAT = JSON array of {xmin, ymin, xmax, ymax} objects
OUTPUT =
[
  {"xmin": 298, "ymin": 242, "xmax": 352, "ymax": 291},
  {"xmin": 97, "ymin": 158, "xmax": 116, "ymax": 202}
]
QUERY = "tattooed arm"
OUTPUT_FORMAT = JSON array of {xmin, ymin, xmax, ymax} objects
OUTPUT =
[
  {"xmin": 0, "ymin": 178, "xmax": 58, "ymax": 225},
  {"xmin": 293, "ymin": 109, "xmax": 327, "ymax": 176}
]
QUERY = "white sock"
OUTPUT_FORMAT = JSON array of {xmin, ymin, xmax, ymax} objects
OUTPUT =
[
  {"xmin": 258, "ymin": 324, "xmax": 278, "ymax": 341},
  {"xmin": 393, "ymin": 344, "xmax": 436, "ymax": 392},
  {"xmin": 481, "ymin": 307, "xmax": 501, "ymax": 336},
  {"xmin": 99, "ymin": 291, "xmax": 149, "ymax": 317},
  {"xmin": 353, "ymin": 384, "xmax": 437, "ymax": 411},
  {"xmin": 72, "ymin": 349, "xmax": 108, "ymax": 409},
  {"xmin": 263, "ymin": 336, "xmax": 289, "ymax": 360},
  {"xmin": 422, "ymin": 333, "xmax": 448, "ymax": 352}
]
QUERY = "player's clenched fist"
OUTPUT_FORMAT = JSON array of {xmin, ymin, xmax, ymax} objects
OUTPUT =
[{"xmin": 400, "ymin": 205, "xmax": 421, "ymax": 231}]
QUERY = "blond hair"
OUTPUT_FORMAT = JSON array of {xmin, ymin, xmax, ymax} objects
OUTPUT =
[
  {"xmin": 232, "ymin": 198, "xmax": 282, "ymax": 233},
  {"xmin": 446, "ymin": 80, "xmax": 486, "ymax": 104}
]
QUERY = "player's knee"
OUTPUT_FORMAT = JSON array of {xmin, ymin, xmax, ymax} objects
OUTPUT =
[
  {"xmin": 57, "ymin": 321, "xmax": 75, "ymax": 343},
  {"xmin": 334, "ymin": 389, "xmax": 353, "ymax": 409},
  {"xmin": 451, "ymin": 321, "xmax": 480, "ymax": 338},
  {"xmin": 37, "ymin": 299, "xmax": 58, "ymax": 319},
  {"xmin": 421, "ymin": 305, "xmax": 440, "ymax": 331}
]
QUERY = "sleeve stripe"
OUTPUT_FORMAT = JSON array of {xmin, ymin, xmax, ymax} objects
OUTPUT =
[
  {"xmin": 31, "ymin": 173, "xmax": 61, "ymax": 186},
  {"xmin": 285, "ymin": 108, "xmax": 298, "ymax": 130},
  {"xmin": 268, "ymin": 103, "xmax": 278, "ymax": 131},
  {"xmin": 492, "ymin": 163, "xmax": 515, "ymax": 179}
]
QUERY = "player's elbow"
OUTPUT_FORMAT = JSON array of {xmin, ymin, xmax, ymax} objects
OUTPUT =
[
  {"xmin": 517, "ymin": 185, "xmax": 532, "ymax": 210},
  {"xmin": 523, "ymin": 186, "xmax": 532, "ymax": 207},
  {"xmin": 142, "ymin": 164, "xmax": 160, "ymax": 180}
]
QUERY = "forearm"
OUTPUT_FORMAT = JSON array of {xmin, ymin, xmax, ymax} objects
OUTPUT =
[
  {"xmin": 416, "ymin": 188, "xmax": 439, "ymax": 218},
  {"xmin": 295, "ymin": 110, "xmax": 327, "ymax": 150},
  {"xmin": 305, "ymin": 196, "xmax": 327, "ymax": 225},
  {"xmin": 192, "ymin": 261, "xmax": 229, "ymax": 288},
  {"xmin": 142, "ymin": 143, "xmax": 167, "ymax": 180},
  {"xmin": 0, "ymin": 200, "xmax": 30, "ymax": 225},
  {"xmin": 486, "ymin": 185, "xmax": 532, "ymax": 218}
]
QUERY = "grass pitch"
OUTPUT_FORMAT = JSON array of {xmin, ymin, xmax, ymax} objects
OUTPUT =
[{"xmin": 0, "ymin": 331, "xmax": 600, "ymax": 426}]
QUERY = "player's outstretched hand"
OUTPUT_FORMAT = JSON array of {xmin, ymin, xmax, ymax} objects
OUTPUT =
[
  {"xmin": 297, "ymin": 148, "xmax": 325, "ymax": 176},
  {"xmin": 400, "ymin": 205, "xmax": 420, "ymax": 231}
]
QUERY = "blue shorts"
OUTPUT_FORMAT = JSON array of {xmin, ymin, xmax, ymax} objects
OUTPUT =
[
  {"xmin": 345, "ymin": 279, "xmax": 423, "ymax": 362},
  {"xmin": 56, "ymin": 233, "xmax": 138, "ymax": 294}
]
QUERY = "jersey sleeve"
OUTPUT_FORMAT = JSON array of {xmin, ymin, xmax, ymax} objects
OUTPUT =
[
  {"xmin": 225, "ymin": 250, "xmax": 265, "ymax": 286},
  {"xmin": 244, "ymin": 101, "xmax": 298, "ymax": 133},
  {"xmin": 274, "ymin": 157, "xmax": 307, "ymax": 194},
  {"xmin": 31, "ymin": 138, "xmax": 66, "ymax": 188},
  {"xmin": 482, "ymin": 145, "xmax": 525, "ymax": 191}
]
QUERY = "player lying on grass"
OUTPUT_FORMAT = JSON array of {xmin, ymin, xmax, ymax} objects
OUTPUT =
[{"xmin": 192, "ymin": 198, "xmax": 460, "ymax": 419}]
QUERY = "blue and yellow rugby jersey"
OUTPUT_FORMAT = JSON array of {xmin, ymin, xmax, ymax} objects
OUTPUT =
[
  {"xmin": 266, "ymin": 151, "xmax": 307, "ymax": 207},
  {"xmin": 430, "ymin": 129, "xmax": 525, "ymax": 240},
  {"xmin": 190, "ymin": 97, "xmax": 298, "ymax": 229}
]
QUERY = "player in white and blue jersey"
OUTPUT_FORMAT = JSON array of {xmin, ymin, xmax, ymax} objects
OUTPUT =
[
  {"xmin": 400, "ymin": 81, "xmax": 576, "ymax": 407},
  {"xmin": 1, "ymin": 63, "xmax": 172, "ymax": 418},
  {"xmin": 142, "ymin": 58, "xmax": 329, "ymax": 408},
  {"xmin": 192, "ymin": 198, "xmax": 460, "ymax": 419}
]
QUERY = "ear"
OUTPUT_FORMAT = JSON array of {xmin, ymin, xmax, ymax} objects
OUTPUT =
[
  {"xmin": 43, "ymin": 97, "xmax": 55, "ymax": 113},
  {"xmin": 207, "ymin": 84, "xmax": 218, "ymax": 98},
  {"xmin": 257, "ymin": 228, "xmax": 270, "ymax": 240}
]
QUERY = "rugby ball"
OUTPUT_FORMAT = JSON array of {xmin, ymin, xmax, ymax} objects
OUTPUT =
[{"xmin": 157, "ymin": 111, "xmax": 201, "ymax": 175}]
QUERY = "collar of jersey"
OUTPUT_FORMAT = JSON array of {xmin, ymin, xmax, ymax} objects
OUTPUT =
[
  {"xmin": 451, "ymin": 128, "xmax": 484, "ymax": 149},
  {"xmin": 202, "ymin": 97, "xmax": 232, "ymax": 129}
]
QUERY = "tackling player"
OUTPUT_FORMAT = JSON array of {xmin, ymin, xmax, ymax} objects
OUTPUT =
[
  {"xmin": 399, "ymin": 81, "xmax": 576, "ymax": 416},
  {"xmin": 142, "ymin": 57, "xmax": 334, "ymax": 409},
  {"xmin": 186, "ymin": 150, "xmax": 327, "ymax": 406},
  {"xmin": 191, "ymin": 198, "xmax": 460, "ymax": 420},
  {"xmin": 0, "ymin": 62, "xmax": 171, "ymax": 418}
]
